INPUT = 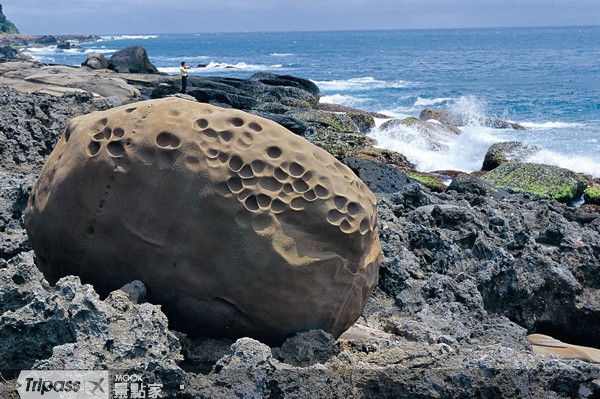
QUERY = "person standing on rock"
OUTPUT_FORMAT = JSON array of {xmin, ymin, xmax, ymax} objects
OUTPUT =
[{"xmin": 180, "ymin": 61, "xmax": 190, "ymax": 94}]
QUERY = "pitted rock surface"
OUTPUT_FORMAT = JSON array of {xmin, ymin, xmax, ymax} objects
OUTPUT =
[{"xmin": 24, "ymin": 97, "xmax": 382, "ymax": 344}]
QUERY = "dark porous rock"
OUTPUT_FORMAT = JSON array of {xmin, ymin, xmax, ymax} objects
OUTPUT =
[
  {"xmin": 1, "ymin": 253, "xmax": 183, "ymax": 371},
  {"xmin": 273, "ymin": 330, "xmax": 337, "ymax": 367},
  {"xmin": 0, "ymin": 86, "xmax": 110, "ymax": 172},
  {"xmin": 482, "ymin": 141, "xmax": 542, "ymax": 171},
  {"xmin": 81, "ymin": 53, "xmax": 109, "ymax": 69},
  {"xmin": 108, "ymin": 45, "xmax": 160, "ymax": 74},
  {"xmin": 420, "ymin": 108, "xmax": 526, "ymax": 130},
  {"xmin": 0, "ymin": 171, "xmax": 35, "ymax": 260},
  {"xmin": 482, "ymin": 162, "xmax": 588, "ymax": 204},
  {"xmin": 342, "ymin": 157, "xmax": 419, "ymax": 194},
  {"xmin": 448, "ymin": 173, "xmax": 511, "ymax": 200},
  {"xmin": 377, "ymin": 185, "xmax": 600, "ymax": 351}
]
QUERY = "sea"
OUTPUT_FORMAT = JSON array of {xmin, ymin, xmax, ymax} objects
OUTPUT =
[{"xmin": 23, "ymin": 26, "xmax": 600, "ymax": 178}]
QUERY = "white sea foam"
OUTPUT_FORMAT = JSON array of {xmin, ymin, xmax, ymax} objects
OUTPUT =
[
  {"xmin": 270, "ymin": 53, "xmax": 294, "ymax": 57},
  {"xmin": 414, "ymin": 97, "xmax": 454, "ymax": 107},
  {"xmin": 520, "ymin": 121, "xmax": 585, "ymax": 129},
  {"xmin": 158, "ymin": 61, "xmax": 283, "ymax": 75},
  {"xmin": 369, "ymin": 123, "xmax": 502, "ymax": 173},
  {"xmin": 99, "ymin": 35, "xmax": 158, "ymax": 41},
  {"xmin": 319, "ymin": 94, "xmax": 367, "ymax": 107},
  {"xmin": 313, "ymin": 77, "xmax": 409, "ymax": 92},
  {"xmin": 83, "ymin": 48, "xmax": 118, "ymax": 54}
]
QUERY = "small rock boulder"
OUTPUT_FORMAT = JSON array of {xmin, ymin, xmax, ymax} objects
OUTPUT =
[
  {"xmin": 482, "ymin": 162, "xmax": 587, "ymax": 204},
  {"xmin": 342, "ymin": 157, "xmax": 418, "ymax": 194},
  {"xmin": 108, "ymin": 45, "xmax": 160, "ymax": 74},
  {"xmin": 448, "ymin": 174, "xmax": 510, "ymax": 200},
  {"xmin": 482, "ymin": 141, "xmax": 541, "ymax": 171},
  {"xmin": 81, "ymin": 53, "xmax": 109, "ymax": 70}
]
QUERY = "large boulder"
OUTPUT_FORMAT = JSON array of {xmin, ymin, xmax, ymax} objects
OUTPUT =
[
  {"xmin": 420, "ymin": 108, "xmax": 526, "ymax": 130},
  {"xmin": 482, "ymin": 141, "xmax": 541, "ymax": 171},
  {"xmin": 108, "ymin": 45, "xmax": 160, "ymax": 74},
  {"xmin": 482, "ymin": 162, "xmax": 587, "ymax": 204},
  {"xmin": 24, "ymin": 98, "xmax": 382, "ymax": 345}
]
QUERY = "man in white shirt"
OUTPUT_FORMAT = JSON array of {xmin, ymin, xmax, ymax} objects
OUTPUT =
[{"xmin": 180, "ymin": 61, "xmax": 189, "ymax": 94}]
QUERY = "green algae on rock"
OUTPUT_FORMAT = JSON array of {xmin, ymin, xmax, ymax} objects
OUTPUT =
[
  {"xmin": 584, "ymin": 187, "xmax": 600, "ymax": 205},
  {"xmin": 482, "ymin": 162, "xmax": 587, "ymax": 204}
]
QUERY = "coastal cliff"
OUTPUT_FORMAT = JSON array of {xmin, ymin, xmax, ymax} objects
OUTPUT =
[{"xmin": 0, "ymin": 4, "xmax": 19, "ymax": 34}]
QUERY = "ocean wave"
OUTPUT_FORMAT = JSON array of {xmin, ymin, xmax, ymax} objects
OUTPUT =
[
  {"xmin": 313, "ymin": 77, "xmax": 410, "ymax": 92},
  {"xmin": 158, "ymin": 61, "xmax": 283, "ymax": 75},
  {"xmin": 368, "ymin": 124, "xmax": 500, "ymax": 173},
  {"xmin": 270, "ymin": 53, "xmax": 294, "ymax": 57},
  {"xmin": 99, "ymin": 35, "xmax": 158, "ymax": 41},
  {"xmin": 520, "ymin": 121, "xmax": 586, "ymax": 129},
  {"xmin": 319, "ymin": 94, "xmax": 367, "ymax": 107},
  {"xmin": 83, "ymin": 48, "xmax": 118, "ymax": 54},
  {"xmin": 414, "ymin": 97, "xmax": 454, "ymax": 107}
]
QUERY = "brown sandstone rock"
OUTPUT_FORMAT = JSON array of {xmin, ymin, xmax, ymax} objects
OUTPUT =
[
  {"xmin": 529, "ymin": 334, "xmax": 600, "ymax": 363},
  {"xmin": 24, "ymin": 97, "xmax": 382, "ymax": 344}
]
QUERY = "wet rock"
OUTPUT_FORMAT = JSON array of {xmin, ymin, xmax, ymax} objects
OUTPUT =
[{"xmin": 482, "ymin": 141, "xmax": 542, "ymax": 171}]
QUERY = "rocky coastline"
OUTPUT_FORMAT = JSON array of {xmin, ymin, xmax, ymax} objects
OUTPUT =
[{"xmin": 1, "ymin": 43, "xmax": 599, "ymax": 398}]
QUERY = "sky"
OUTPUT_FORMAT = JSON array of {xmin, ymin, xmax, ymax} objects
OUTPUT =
[{"xmin": 3, "ymin": 0, "xmax": 600, "ymax": 35}]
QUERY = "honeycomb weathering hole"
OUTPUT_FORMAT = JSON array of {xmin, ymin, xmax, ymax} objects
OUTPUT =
[
  {"xmin": 250, "ymin": 160, "xmax": 266, "ymax": 174},
  {"xmin": 244, "ymin": 195, "xmax": 260, "ymax": 212},
  {"xmin": 227, "ymin": 177, "xmax": 243, "ymax": 193},
  {"xmin": 156, "ymin": 132, "xmax": 181, "ymax": 149},
  {"xmin": 194, "ymin": 118, "xmax": 209, "ymax": 129},
  {"xmin": 289, "ymin": 162, "xmax": 305, "ymax": 177},
  {"xmin": 229, "ymin": 117, "xmax": 244, "ymax": 127},
  {"xmin": 266, "ymin": 146, "xmax": 282, "ymax": 159},
  {"xmin": 87, "ymin": 141, "xmax": 101, "ymax": 157},
  {"xmin": 347, "ymin": 202, "xmax": 360, "ymax": 216},
  {"xmin": 112, "ymin": 127, "xmax": 125, "ymax": 139},
  {"xmin": 107, "ymin": 141, "xmax": 125, "ymax": 157},
  {"xmin": 248, "ymin": 122, "xmax": 262, "ymax": 132},
  {"xmin": 229, "ymin": 155, "xmax": 244, "ymax": 172}
]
